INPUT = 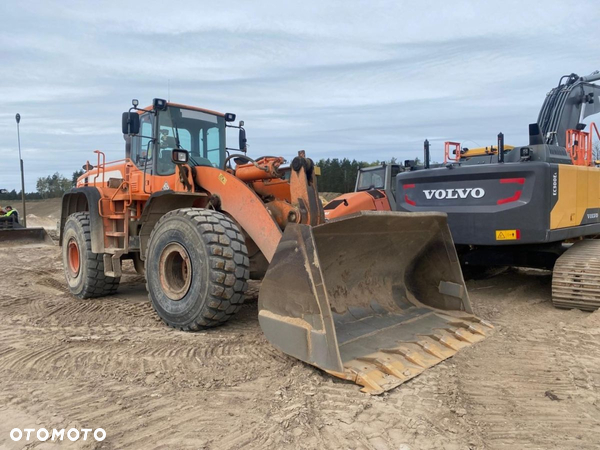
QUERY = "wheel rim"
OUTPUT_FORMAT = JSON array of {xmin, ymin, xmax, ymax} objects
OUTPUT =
[
  {"xmin": 67, "ymin": 238, "xmax": 80, "ymax": 276},
  {"xmin": 159, "ymin": 242, "xmax": 192, "ymax": 301}
]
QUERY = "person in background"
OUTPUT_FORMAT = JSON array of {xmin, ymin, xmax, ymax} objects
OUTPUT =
[{"xmin": 2, "ymin": 206, "xmax": 18, "ymax": 224}]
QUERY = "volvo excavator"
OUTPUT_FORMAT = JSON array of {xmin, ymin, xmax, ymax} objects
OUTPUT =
[
  {"xmin": 59, "ymin": 99, "xmax": 492, "ymax": 394},
  {"xmin": 327, "ymin": 70, "xmax": 600, "ymax": 312}
]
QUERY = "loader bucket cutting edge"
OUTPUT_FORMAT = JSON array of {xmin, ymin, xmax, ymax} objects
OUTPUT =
[
  {"xmin": 0, "ymin": 227, "xmax": 53, "ymax": 246},
  {"xmin": 258, "ymin": 211, "xmax": 493, "ymax": 394}
]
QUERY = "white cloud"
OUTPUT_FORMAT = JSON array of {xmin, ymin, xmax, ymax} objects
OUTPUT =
[{"xmin": 0, "ymin": 0, "xmax": 599, "ymax": 190}]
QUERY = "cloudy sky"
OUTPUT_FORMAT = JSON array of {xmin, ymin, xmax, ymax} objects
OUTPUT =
[{"xmin": 1, "ymin": 1, "xmax": 599, "ymax": 191}]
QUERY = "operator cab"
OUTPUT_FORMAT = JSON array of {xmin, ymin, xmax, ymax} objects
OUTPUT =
[
  {"xmin": 356, "ymin": 165, "xmax": 401, "ymax": 191},
  {"xmin": 356, "ymin": 164, "xmax": 401, "ymax": 205},
  {"xmin": 123, "ymin": 98, "xmax": 245, "ymax": 176}
]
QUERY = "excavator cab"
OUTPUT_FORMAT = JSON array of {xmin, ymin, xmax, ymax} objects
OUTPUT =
[{"xmin": 323, "ymin": 164, "xmax": 401, "ymax": 220}]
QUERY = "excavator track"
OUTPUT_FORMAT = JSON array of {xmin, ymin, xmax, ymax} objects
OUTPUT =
[{"xmin": 552, "ymin": 240, "xmax": 600, "ymax": 311}]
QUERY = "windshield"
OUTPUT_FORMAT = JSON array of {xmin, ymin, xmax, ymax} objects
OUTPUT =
[
  {"xmin": 357, "ymin": 167, "xmax": 386, "ymax": 191},
  {"xmin": 156, "ymin": 106, "xmax": 226, "ymax": 175}
]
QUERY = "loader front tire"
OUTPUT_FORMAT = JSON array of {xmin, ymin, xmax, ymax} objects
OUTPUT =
[
  {"xmin": 146, "ymin": 208, "xmax": 249, "ymax": 330},
  {"xmin": 62, "ymin": 212, "xmax": 120, "ymax": 298}
]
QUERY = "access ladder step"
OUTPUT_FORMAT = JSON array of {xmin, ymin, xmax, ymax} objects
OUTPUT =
[
  {"xmin": 106, "ymin": 231, "xmax": 126, "ymax": 237},
  {"xmin": 103, "ymin": 253, "xmax": 123, "ymax": 278}
]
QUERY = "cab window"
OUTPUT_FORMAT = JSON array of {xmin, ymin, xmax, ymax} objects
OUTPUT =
[
  {"xmin": 390, "ymin": 165, "xmax": 401, "ymax": 196},
  {"xmin": 156, "ymin": 107, "xmax": 226, "ymax": 176},
  {"xmin": 131, "ymin": 113, "xmax": 154, "ymax": 170}
]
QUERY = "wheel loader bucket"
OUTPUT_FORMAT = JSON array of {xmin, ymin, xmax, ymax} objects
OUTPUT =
[
  {"xmin": 258, "ymin": 211, "xmax": 493, "ymax": 394},
  {"xmin": 0, "ymin": 226, "xmax": 53, "ymax": 246}
]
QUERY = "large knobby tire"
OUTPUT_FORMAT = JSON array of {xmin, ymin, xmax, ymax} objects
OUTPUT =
[
  {"xmin": 62, "ymin": 212, "xmax": 120, "ymax": 298},
  {"xmin": 146, "ymin": 208, "xmax": 250, "ymax": 331}
]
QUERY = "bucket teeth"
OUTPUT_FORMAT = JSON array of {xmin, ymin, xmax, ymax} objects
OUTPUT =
[
  {"xmin": 381, "ymin": 347, "xmax": 427, "ymax": 368},
  {"xmin": 466, "ymin": 324, "xmax": 485, "ymax": 336},
  {"xmin": 479, "ymin": 319, "xmax": 494, "ymax": 328},
  {"xmin": 417, "ymin": 341, "xmax": 447, "ymax": 360},
  {"xmin": 348, "ymin": 368, "xmax": 386, "ymax": 395},
  {"xmin": 447, "ymin": 328, "xmax": 476, "ymax": 343},
  {"xmin": 258, "ymin": 212, "xmax": 495, "ymax": 395},
  {"xmin": 426, "ymin": 332, "xmax": 465, "ymax": 350},
  {"xmin": 340, "ymin": 339, "xmax": 464, "ymax": 395},
  {"xmin": 356, "ymin": 357, "xmax": 409, "ymax": 379},
  {"xmin": 447, "ymin": 320, "xmax": 491, "ymax": 336}
]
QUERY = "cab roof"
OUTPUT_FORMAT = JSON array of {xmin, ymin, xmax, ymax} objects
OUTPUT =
[{"xmin": 138, "ymin": 102, "xmax": 225, "ymax": 117}]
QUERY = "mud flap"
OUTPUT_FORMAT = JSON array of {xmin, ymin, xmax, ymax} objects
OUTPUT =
[
  {"xmin": 0, "ymin": 227, "xmax": 53, "ymax": 246},
  {"xmin": 258, "ymin": 211, "xmax": 493, "ymax": 394}
]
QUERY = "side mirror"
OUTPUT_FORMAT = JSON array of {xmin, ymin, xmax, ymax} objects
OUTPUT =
[
  {"xmin": 122, "ymin": 112, "xmax": 140, "ymax": 135},
  {"xmin": 239, "ymin": 128, "xmax": 247, "ymax": 152},
  {"xmin": 172, "ymin": 149, "xmax": 189, "ymax": 164}
]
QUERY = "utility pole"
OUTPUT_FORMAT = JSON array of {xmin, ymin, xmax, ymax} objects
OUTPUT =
[{"xmin": 15, "ymin": 113, "xmax": 27, "ymax": 227}]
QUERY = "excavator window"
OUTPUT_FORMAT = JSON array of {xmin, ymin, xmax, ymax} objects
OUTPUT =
[
  {"xmin": 357, "ymin": 167, "xmax": 385, "ymax": 191},
  {"xmin": 390, "ymin": 165, "xmax": 401, "ymax": 196}
]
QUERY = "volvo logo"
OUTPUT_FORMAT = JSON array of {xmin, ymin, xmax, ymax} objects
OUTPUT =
[{"xmin": 423, "ymin": 188, "xmax": 485, "ymax": 200}]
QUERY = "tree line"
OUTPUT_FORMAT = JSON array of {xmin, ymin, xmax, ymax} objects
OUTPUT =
[
  {"xmin": 316, "ymin": 157, "xmax": 414, "ymax": 193},
  {"xmin": 1, "ymin": 157, "xmax": 410, "ymax": 201},
  {"xmin": 0, "ymin": 170, "xmax": 84, "ymax": 201}
]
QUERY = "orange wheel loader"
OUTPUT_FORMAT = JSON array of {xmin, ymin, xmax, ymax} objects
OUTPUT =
[{"xmin": 59, "ymin": 98, "xmax": 492, "ymax": 394}]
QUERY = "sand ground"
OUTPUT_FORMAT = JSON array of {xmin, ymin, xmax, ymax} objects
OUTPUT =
[{"xmin": 0, "ymin": 200, "xmax": 598, "ymax": 449}]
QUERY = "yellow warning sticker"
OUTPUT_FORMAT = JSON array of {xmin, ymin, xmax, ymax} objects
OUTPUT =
[
  {"xmin": 495, "ymin": 229, "xmax": 518, "ymax": 240},
  {"xmin": 218, "ymin": 174, "xmax": 227, "ymax": 185}
]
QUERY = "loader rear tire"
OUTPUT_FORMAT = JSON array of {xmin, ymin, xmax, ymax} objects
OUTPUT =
[
  {"xmin": 146, "ymin": 208, "xmax": 250, "ymax": 330},
  {"xmin": 62, "ymin": 212, "xmax": 120, "ymax": 298}
]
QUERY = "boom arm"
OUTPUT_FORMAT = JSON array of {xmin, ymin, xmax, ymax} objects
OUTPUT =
[
  {"xmin": 538, "ymin": 70, "xmax": 600, "ymax": 147},
  {"xmin": 194, "ymin": 152, "xmax": 324, "ymax": 263}
]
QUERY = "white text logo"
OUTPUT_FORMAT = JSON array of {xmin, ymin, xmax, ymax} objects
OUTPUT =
[
  {"xmin": 423, "ymin": 188, "xmax": 485, "ymax": 200},
  {"xmin": 10, "ymin": 428, "xmax": 106, "ymax": 442}
]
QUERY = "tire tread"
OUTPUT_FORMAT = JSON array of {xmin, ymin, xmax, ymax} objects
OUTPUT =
[
  {"xmin": 146, "ymin": 208, "xmax": 249, "ymax": 330},
  {"xmin": 64, "ymin": 212, "xmax": 120, "ymax": 298}
]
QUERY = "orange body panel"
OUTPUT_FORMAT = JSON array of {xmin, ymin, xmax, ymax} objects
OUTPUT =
[
  {"xmin": 235, "ymin": 157, "xmax": 285, "ymax": 182},
  {"xmin": 194, "ymin": 166, "xmax": 282, "ymax": 261},
  {"xmin": 324, "ymin": 191, "xmax": 391, "ymax": 220},
  {"xmin": 76, "ymin": 150, "xmax": 320, "ymax": 263},
  {"xmin": 251, "ymin": 178, "xmax": 292, "ymax": 202}
]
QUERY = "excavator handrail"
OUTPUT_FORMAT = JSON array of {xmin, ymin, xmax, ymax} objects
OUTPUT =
[
  {"xmin": 566, "ymin": 122, "xmax": 598, "ymax": 166},
  {"xmin": 444, "ymin": 141, "xmax": 461, "ymax": 164}
]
